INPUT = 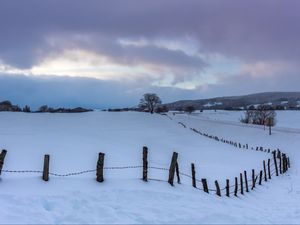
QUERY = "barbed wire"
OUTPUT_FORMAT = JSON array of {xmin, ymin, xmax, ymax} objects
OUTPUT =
[
  {"xmin": 2, "ymin": 170, "xmax": 43, "ymax": 173},
  {"xmin": 1, "ymin": 166, "xmax": 143, "ymax": 177},
  {"xmin": 148, "ymin": 166, "xmax": 169, "ymax": 171},
  {"xmin": 175, "ymin": 120, "xmax": 278, "ymax": 155},
  {"xmin": 49, "ymin": 169, "xmax": 96, "ymax": 177},
  {"xmin": 104, "ymin": 165, "xmax": 142, "ymax": 170}
]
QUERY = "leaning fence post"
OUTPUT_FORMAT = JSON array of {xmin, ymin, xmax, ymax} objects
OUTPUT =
[
  {"xmin": 175, "ymin": 162, "xmax": 181, "ymax": 184},
  {"xmin": 202, "ymin": 178, "xmax": 209, "ymax": 193},
  {"xmin": 226, "ymin": 179, "xmax": 230, "ymax": 197},
  {"xmin": 234, "ymin": 177, "xmax": 238, "ymax": 196},
  {"xmin": 244, "ymin": 171, "xmax": 249, "ymax": 192},
  {"xmin": 215, "ymin": 180, "xmax": 221, "ymax": 196},
  {"xmin": 240, "ymin": 173, "xmax": 244, "ymax": 195},
  {"xmin": 268, "ymin": 159, "xmax": 271, "ymax": 179},
  {"xmin": 191, "ymin": 163, "xmax": 196, "ymax": 188},
  {"xmin": 259, "ymin": 170, "xmax": 263, "ymax": 185},
  {"xmin": 96, "ymin": 152, "xmax": 105, "ymax": 182},
  {"xmin": 0, "ymin": 149, "xmax": 7, "ymax": 175},
  {"xmin": 168, "ymin": 152, "xmax": 178, "ymax": 186},
  {"xmin": 263, "ymin": 160, "xmax": 267, "ymax": 182},
  {"xmin": 251, "ymin": 169, "xmax": 255, "ymax": 190},
  {"xmin": 42, "ymin": 154, "xmax": 50, "ymax": 181},
  {"xmin": 142, "ymin": 146, "xmax": 148, "ymax": 182},
  {"xmin": 273, "ymin": 151, "xmax": 279, "ymax": 176}
]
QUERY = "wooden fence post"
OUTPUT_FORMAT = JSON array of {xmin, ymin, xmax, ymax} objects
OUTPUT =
[
  {"xmin": 0, "ymin": 149, "xmax": 7, "ymax": 175},
  {"xmin": 240, "ymin": 173, "xmax": 244, "ymax": 195},
  {"xmin": 168, "ymin": 152, "xmax": 178, "ymax": 186},
  {"xmin": 215, "ymin": 180, "xmax": 221, "ymax": 196},
  {"xmin": 263, "ymin": 160, "xmax": 267, "ymax": 182},
  {"xmin": 259, "ymin": 170, "xmax": 263, "ymax": 185},
  {"xmin": 283, "ymin": 154, "xmax": 287, "ymax": 173},
  {"xmin": 273, "ymin": 151, "xmax": 279, "ymax": 176},
  {"xmin": 175, "ymin": 162, "xmax": 181, "ymax": 184},
  {"xmin": 234, "ymin": 177, "xmax": 238, "ymax": 196},
  {"xmin": 282, "ymin": 154, "xmax": 285, "ymax": 173},
  {"xmin": 226, "ymin": 179, "xmax": 230, "ymax": 197},
  {"xmin": 142, "ymin": 146, "xmax": 148, "ymax": 182},
  {"xmin": 202, "ymin": 178, "xmax": 209, "ymax": 193},
  {"xmin": 287, "ymin": 157, "xmax": 290, "ymax": 168},
  {"xmin": 251, "ymin": 169, "xmax": 255, "ymax": 190},
  {"xmin": 96, "ymin": 152, "xmax": 105, "ymax": 182},
  {"xmin": 268, "ymin": 159, "xmax": 271, "ymax": 179},
  {"xmin": 285, "ymin": 155, "xmax": 288, "ymax": 172},
  {"xmin": 244, "ymin": 171, "xmax": 249, "ymax": 192},
  {"xmin": 42, "ymin": 154, "xmax": 50, "ymax": 181},
  {"xmin": 278, "ymin": 152, "xmax": 282, "ymax": 174},
  {"xmin": 268, "ymin": 118, "xmax": 272, "ymax": 135},
  {"xmin": 191, "ymin": 163, "xmax": 196, "ymax": 188}
]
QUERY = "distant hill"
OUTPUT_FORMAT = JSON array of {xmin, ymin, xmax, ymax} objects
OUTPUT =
[{"xmin": 164, "ymin": 92, "xmax": 300, "ymax": 110}]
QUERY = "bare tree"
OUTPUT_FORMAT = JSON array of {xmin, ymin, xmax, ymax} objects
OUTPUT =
[
  {"xmin": 256, "ymin": 105, "xmax": 276, "ymax": 126},
  {"xmin": 241, "ymin": 105, "xmax": 276, "ymax": 127},
  {"xmin": 139, "ymin": 93, "xmax": 162, "ymax": 114}
]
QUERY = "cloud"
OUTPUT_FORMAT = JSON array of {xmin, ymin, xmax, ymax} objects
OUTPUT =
[
  {"xmin": 195, "ymin": 61, "xmax": 300, "ymax": 97},
  {"xmin": 1, "ymin": 0, "xmax": 300, "ymax": 67},
  {"xmin": 0, "ymin": 0, "xmax": 299, "ymax": 105},
  {"xmin": 0, "ymin": 73, "xmax": 203, "ymax": 109}
]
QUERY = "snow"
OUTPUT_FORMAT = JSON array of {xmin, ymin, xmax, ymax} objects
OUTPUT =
[
  {"xmin": 193, "ymin": 110, "xmax": 300, "ymax": 130},
  {"xmin": 0, "ymin": 111, "xmax": 300, "ymax": 224},
  {"xmin": 203, "ymin": 102, "xmax": 223, "ymax": 107}
]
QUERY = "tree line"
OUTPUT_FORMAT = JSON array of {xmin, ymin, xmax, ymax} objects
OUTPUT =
[{"xmin": 0, "ymin": 101, "xmax": 92, "ymax": 113}]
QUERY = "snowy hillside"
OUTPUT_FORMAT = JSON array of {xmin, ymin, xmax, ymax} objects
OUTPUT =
[
  {"xmin": 0, "ymin": 111, "xmax": 299, "ymax": 224},
  {"xmin": 189, "ymin": 110, "xmax": 300, "ymax": 130}
]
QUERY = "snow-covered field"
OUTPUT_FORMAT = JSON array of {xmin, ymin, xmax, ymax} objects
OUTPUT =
[
  {"xmin": 191, "ymin": 110, "xmax": 300, "ymax": 130},
  {"xmin": 0, "ymin": 111, "xmax": 299, "ymax": 224}
]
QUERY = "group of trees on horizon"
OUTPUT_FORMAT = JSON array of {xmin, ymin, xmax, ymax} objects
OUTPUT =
[{"xmin": 0, "ymin": 101, "xmax": 91, "ymax": 113}]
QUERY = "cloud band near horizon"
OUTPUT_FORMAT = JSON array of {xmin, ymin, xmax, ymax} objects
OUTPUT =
[{"xmin": 0, "ymin": 0, "xmax": 299, "ymax": 108}]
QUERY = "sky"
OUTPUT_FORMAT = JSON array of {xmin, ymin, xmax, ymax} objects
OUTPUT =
[{"xmin": 0, "ymin": 0, "xmax": 300, "ymax": 109}]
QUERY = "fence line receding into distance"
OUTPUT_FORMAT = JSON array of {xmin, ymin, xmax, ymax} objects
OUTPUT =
[{"xmin": 0, "ymin": 145, "xmax": 291, "ymax": 199}]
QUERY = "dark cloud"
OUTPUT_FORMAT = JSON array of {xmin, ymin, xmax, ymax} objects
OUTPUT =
[
  {"xmin": 1, "ymin": 0, "xmax": 300, "ymax": 67},
  {"xmin": 0, "ymin": 0, "xmax": 299, "ymax": 106}
]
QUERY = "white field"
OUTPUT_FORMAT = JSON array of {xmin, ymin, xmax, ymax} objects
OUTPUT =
[{"xmin": 0, "ymin": 111, "xmax": 299, "ymax": 224}]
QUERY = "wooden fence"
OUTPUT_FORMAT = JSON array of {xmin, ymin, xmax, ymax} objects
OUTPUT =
[{"xmin": 0, "ymin": 146, "xmax": 291, "ymax": 198}]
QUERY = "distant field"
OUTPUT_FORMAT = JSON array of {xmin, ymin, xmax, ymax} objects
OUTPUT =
[{"xmin": 187, "ymin": 110, "xmax": 300, "ymax": 130}]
